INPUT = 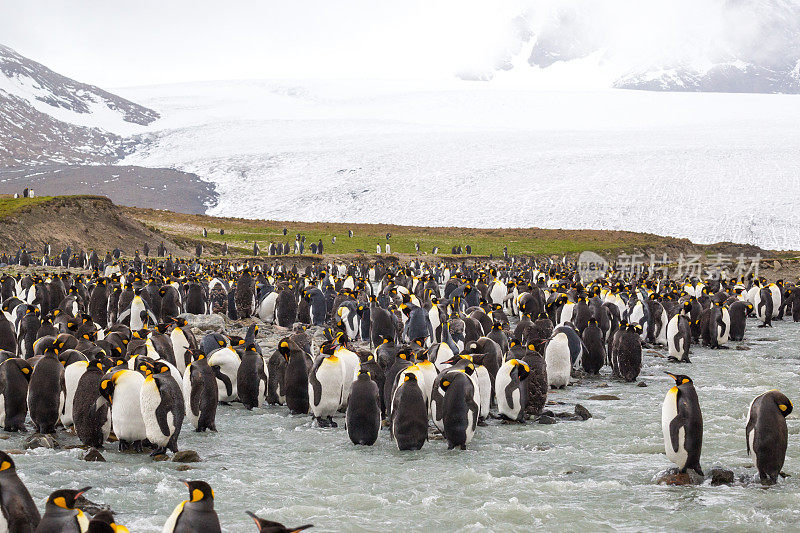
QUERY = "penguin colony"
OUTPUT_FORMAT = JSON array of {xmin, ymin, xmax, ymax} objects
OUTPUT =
[{"xmin": 0, "ymin": 249, "xmax": 796, "ymax": 530}]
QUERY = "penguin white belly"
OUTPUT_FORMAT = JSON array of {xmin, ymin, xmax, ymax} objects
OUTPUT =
[
  {"xmin": 113, "ymin": 376, "xmax": 147, "ymax": 442},
  {"xmin": 209, "ymin": 348, "xmax": 240, "ymax": 402},
  {"xmin": 656, "ymin": 309, "xmax": 669, "ymax": 345},
  {"xmin": 0, "ymin": 392, "xmax": 5, "ymax": 427},
  {"xmin": 494, "ymin": 365, "xmax": 515, "ymax": 418},
  {"xmin": 257, "ymin": 293, "xmax": 279, "ymax": 323},
  {"xmin": 431, "ymin": 343, "xmax": 454, "ymax": 372},
  {"xmin": 666, "ymin": 315, "xmax": 681, "ymax": 360},
  {"xmin": 162, "ymin": 501, "xmax": 186, "ymax": 533},
  {"xmin": 428, "ymin": 308, "xmax": 441, "ymax": 342},
  {"xmin": 417, "ymin": 361, "xmax": 438, "ymax": 401},
  {"xmin": 140, "ymin": 379, "xmax": 172, "ymax": 446},
  {"xmin": 0, "ymin": 507, "xmax": 7, "ymax": 533},
  {"xmin": 489, "ymin": 282, "xmax": 506, "ymax": 305},
  {"xmin": 475, "ymin": 365, "xmax": 491, "ymax": 419},
  {"xmin": 62, "ymin": 361, "xmax": 88, "ymax": 427},
  {"xmin": 545, "ymin": 334, "xmax": 571, "ymax": 388},
  {"xmin": 310, "ymin": 361, "xmax": 345, "ymax": 418},
  {"xmin": 336, "ymin": 348, "xmax": 360, "ymax": 406},
  {"xmin": 662, "ymin": 388, "xmax": 688, "ymax": 469},
  {"xmin": 769, "ymin": 286, "xmax": 782, "ymax": 317},
  {"xmin": 717, "ymin": 308, "xmax": 731, "ymax": 345},
  {"xmin": 171, "ymin": 329, "xmax": 190, "ymax": 375},
  {"xmin": 559, "ymin": 303, "xmax": 575, "ymax": 326},
  {"xmin": 130, "ymin": 301, "xmax": 147, "ymax": 330}
]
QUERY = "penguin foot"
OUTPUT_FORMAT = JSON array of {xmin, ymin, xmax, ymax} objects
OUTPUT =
[
  {"xmin": 477, "ymin": 418, "xmax": 488, "ymax": 427},
  {"xmin": 132, "ymin": 441, "xmax": 144, "ymax": 453},
  {"xmin": 327, "ymin": 416, "xmax": 338, "ymax": 428}
]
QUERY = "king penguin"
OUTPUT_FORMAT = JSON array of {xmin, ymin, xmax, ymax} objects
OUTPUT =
[
  {"xmin": 662, "ymin": 373, "xmax": 703, "ymax": 475},
  {"xmin": 746, "ymin": 390, "xmax": 793, "ymax": 484},
  {"xmin": 0, "ymin": 450, "xmax": 40, "ymax": 531},
  {"xmin": 37, "ymin": 487, "xmax": 91, "ymax": 533}
]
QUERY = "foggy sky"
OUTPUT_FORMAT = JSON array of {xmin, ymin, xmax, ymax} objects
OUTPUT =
[{"xmin": 1, "ymin": 0, "xmax": 518, "ymax": 88}]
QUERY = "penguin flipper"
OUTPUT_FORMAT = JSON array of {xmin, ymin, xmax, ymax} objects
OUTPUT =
[
  {"xmin": 668, "ymin": 415, "xmax": 685, "ymax": 454},
  {"xmin": 116, "ymin": 308, "xmax": 132, "ymax": 325},
  {"xmin": 155, "ymin": 398, "xmax": 173, "ymax": 438}
]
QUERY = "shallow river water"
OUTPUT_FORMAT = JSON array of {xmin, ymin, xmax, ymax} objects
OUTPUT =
[{"xmin": 6, "ymin": 316, "xmax": 800, "ymax": 532}]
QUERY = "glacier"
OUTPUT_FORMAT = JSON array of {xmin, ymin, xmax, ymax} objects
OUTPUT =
[{"xmin": 119, "ymin": 79, "xmax": 800, "ymax": 250}]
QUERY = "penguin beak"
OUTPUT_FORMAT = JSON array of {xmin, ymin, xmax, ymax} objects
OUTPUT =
[{"xmin": 76, "ymin": 487, "xmax": 91, "ymax": 498}]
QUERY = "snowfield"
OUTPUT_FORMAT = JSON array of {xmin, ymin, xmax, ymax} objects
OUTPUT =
[{"xmin": 119, "ymin": 80, "xmax": 800, "ymax": 250}]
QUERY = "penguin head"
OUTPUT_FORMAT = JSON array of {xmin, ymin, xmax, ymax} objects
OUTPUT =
[
  {"xmin": 155, "ymin": 323, "xmax": 170, "ymax": 334},
  {"xmin": 152, "ymin": 361, "xmax": 171, "ymax": 375},
  {"xmin": 768, "ymin": 390, "xmax": 793, "ymax": 417},
  {"xmin": 665, "ymin": 372, "xmax": 692, "ymax": 386},
  {"xmin": 320, "ymin": 343, "xmax": 336, "ymax": 356},
  {"xmin": 0, "ymin": 451, "xmax": 16, "ymax": 474},
  {"xmin": 181, "ymin": 480, "xmax": 215, "ymax": 504},
  {"xmin": 511, "ymin": 359, "xmax": 531, "ymax": 380},
  {"xmin": 46, "ymin": 487, "xmax": 90, "ymax": 510}
]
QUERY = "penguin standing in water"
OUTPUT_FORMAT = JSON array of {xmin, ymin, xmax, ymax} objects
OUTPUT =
[
  {"xmin": 280, "ymin": 340, "xmax": 310, "ymax": 414},
  {"xmin": 183, "ymin": 352, "xmax": 218, "ymax": 432},
  {"xmin": 662, "ymin": 373, "xmax": 703, "ymax": 475},
  {"xmin": 441, "ymin": 371, "xmax": 479, "ymax": 449},
  {"xmin": 73, "ymin": 358, "xmax": 112, "ymax": 448},
  {"xmin": 101, "ymin": 369, "xmax": 147, "ymax": 451},
  {"xmin": 667, "ymin": 302, "xmax": 692, "ymax": 362},
  {"xmin": 544, "ymin": 329, "xmax": 571, "ymax": 389},
  {"xmin": 346, "ymin": 369, "xmax": 381, "ymax": 445},
  {"xmin": 140, "ymin": 362, "xmax": 185, "ymax": 456},
  {"xmin": 746, "ymin": 390, "xmax": 793, "ymax": 484},
  {"xmin": 27, "ymin": 346, "xmax": 65, "ymax": 433},
  {"xmin": 522, "ymin": 343, "xmax": 548, "ymax": 415},
  {"xmin": 495, "ymin": 358, "xmax": 530, "ymax": 422},
  {"xmin": 728, "ymin": 301, "xmax": 753, "ymax": 341},
  {"xmin": 581, "ymin": 318, "xmax": 605, "ymax": 374},
  {"xmin": 309, "ymin": 344, "xmax": 345, "ymax": 427},
  {"xmin": 756, "ymin": 286, "xmax": 774, "ymax": 327},
  {"xmin": 390, "ymin": 373, "xmax": 428, "ymax": 450},
  {"xmin": 238, "ymin": 344, "xmax": 269, "ymax": 410},
  {"xmin": 0, "ymin": 450, "xmax": 40, "ymax": 530},
  {"xmin": 162, "ymin": 480, "xmax": 221, "ymax": 533},
  {"xmin": 0, "ymin": 357, "xmax": 32, "ymax": 431},
  {"xmin": 38, "ymin": 487, "xmax": 91, "ymax": 533},
  {"xmin": 613, "ymin": 323, "xmax": 642, "ymax": 382}
]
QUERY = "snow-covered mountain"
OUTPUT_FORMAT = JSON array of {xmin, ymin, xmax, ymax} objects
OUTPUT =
[
  {"xmin": 462, "ymin": 0, "xmax": 800, "ymax": 94},
  {"xmin": 0, "ymin": 44, "xmax": 158, "ymax": 166}
]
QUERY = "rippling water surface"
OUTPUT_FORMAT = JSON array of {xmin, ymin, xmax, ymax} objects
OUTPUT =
[{"xmin": 6, "ymin": 316, "xmax": 800, "ymax": 532}]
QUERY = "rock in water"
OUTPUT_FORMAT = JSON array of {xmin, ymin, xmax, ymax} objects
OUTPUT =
[
  {"xmin": 574, "ymin": 404, "xmax": 592, "ymax": 420},
  {"xmin": 654, "ymin": 468, "xmax": 704, "ymax": 486},
  {"xmin": 637, "ymin": 381, "xmax": 647, "ymax": 387},
  {"xmin": 588, "ymin": 394, "xmax": 620, "ymax": 400},
  {"xmin": 537, "ymin": 415, "xmax": 557, "ymax": 424},
  {"xmin": 83, "ymin": 448, "xmax": 105, "ymax": 462},
  {"xmin": 710, "ymin": 468, "xmax": 734, "ymax": 486},
  {"xmin": 172, "ymin": 450, "xmax": 201, "ymax": 463}
]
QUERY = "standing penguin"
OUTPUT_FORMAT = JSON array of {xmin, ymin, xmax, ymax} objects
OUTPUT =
[
  {"xmin": 275, "ymin": 286, "xmax": 298, "ymax": 327},
  {"xmin": 346, "ymin": 369, "xmax": 381, "ymax": 445},
  {"xmin": 614, "ymin": 323, "xmax": 642, "ymax": 382},
  {"xmin": 308, "ymin": 344, "xmax": 345, "ymax": 427},
  {"xmin": 390, "ymin": 373, "xmax": 428, "ymax": 451},
  {"xmin": 280, "ymin": 340, "xmax": 310, "ymax": 415},
  {"xmin": 162, "ymin": 480, "xmax": 221, "ymax": 533},
  {"xmin": 522, "ymin": 344, "xmax": 548, "ymax": 415},
  {"xmin": 667, "ymin": 302, "xmax": 692, "ymax": 362},
  {"xmin": 235, "ymin": 269, "xmax": 256, "ymax": 318},
  {"xmin": 73, "ymin": 359, "xmax": 112, "ymax": 448},
  {"xmin": 441, "ymin": 370, "xmax": 479, "ymax": 449},
  {"xmin": 581, "ymin": 318, "xmax": 605, "ymax": 374},
  {"xmin": 662, "ymin": 373, "xmax": 703, "ymax": 475},
  {"xmin": 746, "ymin": 390, "xmax": 793, "ymax": 484},
  {"xmin": 140, "ymin": 363, "xmax": 185, "ymax": 456},
  {"xmin": 183, "ymin": 353, "xmax": 218, "ymax": 432},
  {"xmin": 101, "ymin": 369, "xmax": 147, "ymax": 451},
  {"xmin": 0, "ymin": 450, "xmax": 40, "ymax": 530},
  {"xmin": 27, "ymin": 347, "xmax": 65, "ymax": 433},
  {"xmin": 0, "ymin": 357, "xmax": 32, "ymax": 431},
  {"xmin": 728, "ymin": 301, "xmax": 752, "ymax": 341},
  {"xmin": 495, "ymin": 358, "xmax": 530, "ymax": 422},
  {"xmin": 544, "ymin": 330, "xmax": 571, "ymax": 389},
  {"xmin": 208, "ymin": 347, "xmax": 241, "ymax": 403},
  {"xmin": 238, "ymin": 344, "xmax": 269, "ymax": 410},
  {"xmin": 37, "ymin": 487, "xmax": 91, "ymax": 533},
  {"xmin": 89, "ymin": 278, "xmax": 109, "ymax": 328}
]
